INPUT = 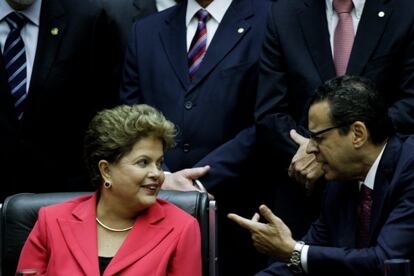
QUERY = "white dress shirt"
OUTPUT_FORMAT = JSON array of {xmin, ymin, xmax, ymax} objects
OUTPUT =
[
  {"xmin": 301, "ymin": 143, "xmax": 386, "ymax": 272},
  {"xmin": 156, "ymin": 0, "xmax": 177, "ymax": 11},
  {"xmin": 325, "ymin": 0, "xmax": 365, "ymax": 55},
  {"xmin": 186, "ymin": 0, "xmax": 232, "ymax": 51},
  {"xmin": 0, "ymin": 0, "xmax": 41, "ymax": 92}
]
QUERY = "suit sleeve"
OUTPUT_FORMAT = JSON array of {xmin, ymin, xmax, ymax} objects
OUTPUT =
[
  {"xmin": 255, "ymin": 262, "xmax": 295, "ymax": 276},
  {"xmin": 167, "ymin": 217, "xmax": 202, "ymax": 276},
  {"xmin": 194, "ymin": 125, "xmax": 257, "ymax": 189},
  {"xmin": 254, "ymin": 5, "xmax": 304, "ymax": 166},
  {"xmin": 388, "ymin": 23, "xmax": 414, "ymax": 135},
  {"xmin": 306, "ymin": 178, "xmax": 414, "ymax": 275},
  {"xmin": 16, "ymin": 208, "xmax": 50, "ymax": 275},
  {"xmin": 119, "ymin": 22, "xmax": 141, "ymax": 105}
]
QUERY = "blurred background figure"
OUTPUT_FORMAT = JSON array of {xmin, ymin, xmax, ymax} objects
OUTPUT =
[
  {"xmin": 17, "ymin": 104, "xmax": 202, "ymax": 276},
  {"xmin": 0, "ymin": 0, "xmax": 120, "ymax": 201}
]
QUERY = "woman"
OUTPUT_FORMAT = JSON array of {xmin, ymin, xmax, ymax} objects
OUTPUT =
[{"xmin": 17, "ymin": 104, "xmax": 202, "ymax": 275}]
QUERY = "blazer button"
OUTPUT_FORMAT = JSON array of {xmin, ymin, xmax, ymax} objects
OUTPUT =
[
  {"xmin": 183, "ymin": 143, "xmax": 191, "ymax": 153},
  {"xmin": 184, "ymin": 101, "xmax": 193, "ymax": 110}
]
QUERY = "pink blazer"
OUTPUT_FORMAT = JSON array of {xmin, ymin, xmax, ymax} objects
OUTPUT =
[{"xmin": 17, "ymin": 193, "xmax": 202, "ymax": 276}]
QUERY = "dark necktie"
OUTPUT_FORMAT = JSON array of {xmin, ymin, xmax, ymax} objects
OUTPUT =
[
  {"xmin": 333, "ymin": 0, "xmax": 354, "ymax": 76},
  {"xmin": 188, "ymin": 9, "xmax": 209, "ymax": 80},
  {"xmin": 3, "ymin": 12, "xmax": 27, "ymax": 120},
  {"xmin": 357, "ymin": 184, "xmax": 373, "ymax": 248}
]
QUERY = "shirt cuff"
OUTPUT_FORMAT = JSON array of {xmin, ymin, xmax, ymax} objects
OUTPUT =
[{"xmin": 301, "ymin": 245, "xmax": 310, "ymax": 273}]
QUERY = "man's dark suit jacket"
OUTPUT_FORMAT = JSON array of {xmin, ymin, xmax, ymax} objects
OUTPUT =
[
  {"xmin": 257, "ymin": 135, "xmax": 414, "ymax": 276},
  {"xmin": 120, "ymin": 0, "xmax": 270, "ymax": 274},
  {"xmin": 0, "ymin": 0, "xmax": 118, "ymax": 200},
  {"xmin": 254, "ymin": 0, "xmax": 414, "ymax": 237},
  {"xmin": 121, "ymin": 0, "xmax": 269, "ymax": 191}
]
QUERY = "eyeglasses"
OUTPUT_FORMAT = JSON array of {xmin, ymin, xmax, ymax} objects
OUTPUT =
[{"xmin": 308, "ymin": 123, "xmax": 349, "ymax": 143}]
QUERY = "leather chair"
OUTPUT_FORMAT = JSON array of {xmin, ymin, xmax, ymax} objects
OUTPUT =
[{"xmin": 0, "ymin": 191, "xmax": 217, "ymax": 276}]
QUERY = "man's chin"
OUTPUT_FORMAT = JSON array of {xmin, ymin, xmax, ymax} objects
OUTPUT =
[
  {"xmin": 324, "ymin": 171, "xmax": 350, "ymax": 182},
  {"xmin": 323, "ymin": 170, "xmax": 337, "ymax": 181}
]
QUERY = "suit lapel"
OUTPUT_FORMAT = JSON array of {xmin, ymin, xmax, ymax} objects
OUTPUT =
[
  {"xmin": 159, "ymin": 4, "xmax": 190, "ymax": 90},
  {"xmin": 188, "ymin": 0, "xmax": 254, "ymax": 92},
  {"xmin": 369, "ymin": 137, "xmax": 401, "ymax": 244},
  {"xmin": 29, "ymin": 0, "xmax": 65, "ymax": 94},
  {"xmin": 347, "ymin": 0, "xmax": 392, "ymax": 75},
  {"xmin": 57, "ymin": 194, "xmax": 100, "ymax": 276},
  {"xmin": 132, "ymin": 0, "xmax": 157, "ymax": 21},
  {"xmin": 104, "ymin": 202, "xmax": 173, "ymax": 275},
  {"xmin": 298, "ymin": 0, "xmax": 336, "ymax": 82}
]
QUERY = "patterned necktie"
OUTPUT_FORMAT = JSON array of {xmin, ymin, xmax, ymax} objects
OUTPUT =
[
  {"xmin": 188, "ymin": 9, "xmax": 209, "ymax": 80},
  {"xmin": 333, "ymin": 0, "xmax": 354, "ymax": 76},
  {"xmin": 3, "ymin": 12, "xmax": 27, "ymax": 120},
  {"xmin": 357, "ymin": 184, "xmax": 373, "ymax": 248}
]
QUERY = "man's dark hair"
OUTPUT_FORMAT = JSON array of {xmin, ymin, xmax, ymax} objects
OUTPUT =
[{"xmin": 310, "ymin": 75, "xmax": 394, "ymax": 145}]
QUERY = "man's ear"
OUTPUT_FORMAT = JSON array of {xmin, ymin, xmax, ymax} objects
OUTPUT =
[
  {"xmin": 351, "ymin": 121, "xmax": 368, "ymax": 149},
  {"xmin": 98, "ymin": 160, "xmax": 111, "ymax": 182}
]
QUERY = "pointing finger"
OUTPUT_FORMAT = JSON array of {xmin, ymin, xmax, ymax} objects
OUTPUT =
[{"xmin": 228, "ymin": 213, "xmax": 257, "ymax": 231}]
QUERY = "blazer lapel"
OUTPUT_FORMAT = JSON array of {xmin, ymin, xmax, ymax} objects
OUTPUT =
[
  {"xmin": 188, "ymin": 0, "xmax": 253, "ymax": 92},
  {"xmin": 57, "ymin": 194, "xmax": 100, "ymax": 276},
  {"xmin": 29, "ymin": 0, "xmax": 65, "ymax": 94},
  {"xmin": 104, "ymin": 202, "xmax": 173, "ymax": 275},
  {"xmin": 347, "ymin": 0, "xmax": 393, "ymax": 75},
  {"xmin": 298, "ymin": 0, "xmax": 336, "ymax": 82},
  {"xmin": 368, "ymin": 137, "xmax": 401, "ymax": 244},
  {"xmin": 159, "ymin": 4, "xmax": 190, "ymax": 90}
]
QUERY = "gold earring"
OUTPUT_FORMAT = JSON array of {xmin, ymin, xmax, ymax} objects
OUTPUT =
[{"xmin": 104, "ymin": 182, "xmax": 112, "ymax": 189}]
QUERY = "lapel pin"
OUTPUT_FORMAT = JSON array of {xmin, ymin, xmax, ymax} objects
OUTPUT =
[
  {"xmin": 51, "ymin": 27, "xmax": 59, "ymax": 36},
  {"xmin": 237, "ymin": 27, "xmax": 245, "ymax": 34},
  {"xmin": 378, "ymin": 11, "xmax": 385, "ymax": 18}
]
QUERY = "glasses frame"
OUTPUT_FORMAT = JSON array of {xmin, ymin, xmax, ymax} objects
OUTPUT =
[{"xmin": 308, "ymin": 123, "xmax": 350, "ymax": 142}]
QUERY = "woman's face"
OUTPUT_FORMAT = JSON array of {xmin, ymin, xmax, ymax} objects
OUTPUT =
[{"xmin": 105, "ymin": 136, "xmax": 165, "ymax": 212}]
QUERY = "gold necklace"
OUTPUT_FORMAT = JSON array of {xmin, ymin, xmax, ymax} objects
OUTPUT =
[{"xmin": 96, "ymin": 217, "xmax": 133, "ymax": 232}]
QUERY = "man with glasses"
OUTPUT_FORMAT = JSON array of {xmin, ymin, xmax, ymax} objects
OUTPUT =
[
  {"xmin": 229, "ymin": 75, "xmax": 414, "ymax": 275},
  {"xmin": 255, "ymin": 0, "xmax": 414, "ymax": 241}
]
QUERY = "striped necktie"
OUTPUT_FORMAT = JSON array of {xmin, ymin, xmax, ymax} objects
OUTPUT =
[
  {"xmin": 3, "ymin": 12, "xmax": 28, "ymax": 120},
  {"xmin": 188, "ymin": 9, "xmax": 209, "ymax": 80},
  {"xmin": 333, "ymin": 0, "xmax": 354, "ymax": 76}
]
